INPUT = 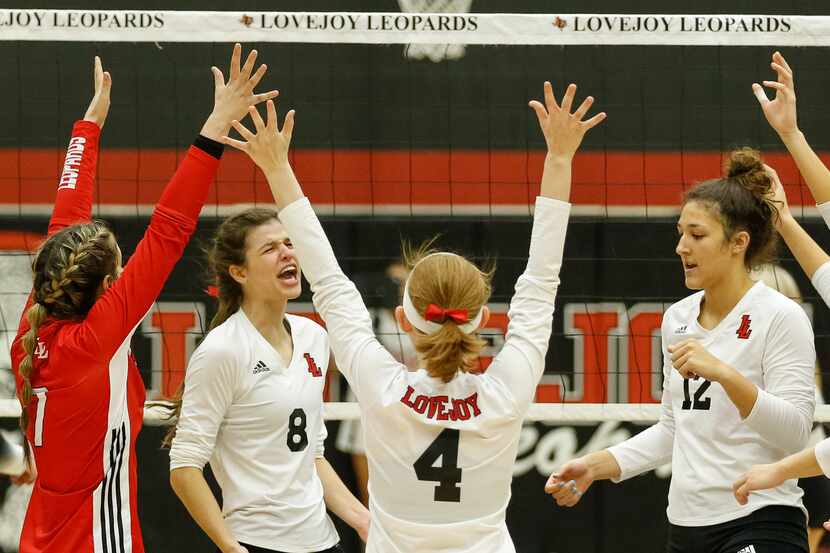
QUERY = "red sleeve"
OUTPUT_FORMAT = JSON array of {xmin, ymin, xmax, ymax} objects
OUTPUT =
[
  {"xmin": 48, "ymin": 120, "xmax": 100, "ymax": 236},
  {"xmin": 76, "ymin": 144, "xmax": 220, "ymax": 357},
  {"xmin": 12, "ymin": 121, "xmax": 101, "ymax": 351}
]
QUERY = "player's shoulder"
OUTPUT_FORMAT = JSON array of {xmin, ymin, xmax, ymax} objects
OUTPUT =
[
  {"xmin": 752, "ymin": 281, "xmax": 810, "ymax": 323},
  {"xmin": 193, "ymin": 311, "xmax": 248, "ymax": 360},
  {"xmin": 286, "ymin": 313, "xmax": 327, "ymax": 336},
  {"xmin": 662, "ymin": 290, "xmax": 704, "ymax": 326}
]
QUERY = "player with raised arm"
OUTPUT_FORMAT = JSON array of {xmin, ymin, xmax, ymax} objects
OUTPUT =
[
  {"xmin": 165, "ymin": 206, "xmax": 368, "ymax": 553},
  {"xmin": 546, "ymin": 145, "xmax": 816, "ymax": 551},
  {"xmin": 732, "ymin": 53, "xmax": 830, "ymax": 534},
  {"xmin": 10, "ymin": 45, "xmax": 277, "ymax": 553},
  {"xmin": 221, "ymin": 82, "xmax": 604, "ymax": 552}
]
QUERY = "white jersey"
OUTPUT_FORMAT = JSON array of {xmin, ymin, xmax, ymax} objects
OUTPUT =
[
  {"xmin": 280, "ymin": 196, "xmax": 569, "ymax": 553},
  {"xmin": 169, "ymin": 310, "xmax": 339, "ymax": 552},
  {"xmin": 609, "ymin": 282, "xmax": 815, "ymax": 526},
  {"xmin": 802, "ymin": 201, "xmax": 830, "ymax": 475}
]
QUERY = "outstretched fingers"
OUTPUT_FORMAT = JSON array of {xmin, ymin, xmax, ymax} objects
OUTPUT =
[
  {"xmin": 249, "ymin": 105, "xmax": 266, "ymax": 132},
  {"xmin": 281, "ymin": 109, "xmax": 295, "ymax": 141},
  {"xmin": 248, "ymin": 63, "xmax": 268, "ymax": 91},
  {"xmin": 239, "ymin": 49, "xmax": 259, "ymax": 81},
  {"xmin": 752, "ymin": 83, "xmax": 770, "ymax": 106},
  {"xmin": 229, "ymin": 43, "xmax": 242, "ymax": 80},
  {"xmin": 266, "ymin": 99, "xmax": 278, "ymax": 129},
  {"xmin": 572, "ymin": 95, "xmax": 594, "ymax": 121},
  {"xmin": 231, "ymin": 119, "xmax": 257, "ymax": 142},
  {"xmin": 528, "ymin": 99, "xmax": 548, "ymax": 128},
  {"xmin": 543, "ymin": 81, "xmax": 559, "ymax": 113},
  {"xmin": 582, "ymin": 111, "xmax": 607, "ymax": 130},
  {"xmin": 561, "ymin": 83, "xmax": 577, "ymax": 114}
]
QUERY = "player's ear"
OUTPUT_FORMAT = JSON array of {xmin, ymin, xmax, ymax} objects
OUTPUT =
[
  {"xmin": 477, "ymin": 306, "xmax": 490, "ymax": 330},
  {"xmin": 395, "ymin": 305, "xmax": 414, "ymax": 332},
  {"xmin": 229, "ymin": 264, "xmax": 247, "ymax": 284}
]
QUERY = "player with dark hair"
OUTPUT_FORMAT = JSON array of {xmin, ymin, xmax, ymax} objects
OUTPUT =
[
  {"xmin": 166, "ymin": 207, "xmax": 368, "ymax": 553},
  {"xmin": 548, "ymin": 144, "xmax": 815, "ymax": 553}
]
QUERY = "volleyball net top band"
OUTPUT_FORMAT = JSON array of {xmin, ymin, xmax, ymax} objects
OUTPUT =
[{"xmin": 0, "ymin": 10, "xmax": 827, "ymax": 46}]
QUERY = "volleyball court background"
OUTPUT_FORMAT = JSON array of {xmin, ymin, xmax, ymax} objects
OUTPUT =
[{"xmin": 2, "ymin": 1, "xmax": 830, "ymax": 552}]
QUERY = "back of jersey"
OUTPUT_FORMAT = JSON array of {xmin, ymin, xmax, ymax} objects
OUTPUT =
[{"xmin": 362, "ymin": 364, "xmax": 524, "ymax": 553}]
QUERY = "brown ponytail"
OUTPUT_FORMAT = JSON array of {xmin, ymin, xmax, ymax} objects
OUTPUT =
[
  {"xmin": 162, "ymin": 207, "xmax": 280, "ymax": 448},
  {"xmin": 684, "ymin": 147, "xmax": 778, "ymax": 269},
  {"xmin": 403, "ymin": 242, "xmax": 494, "ymax": 382}
]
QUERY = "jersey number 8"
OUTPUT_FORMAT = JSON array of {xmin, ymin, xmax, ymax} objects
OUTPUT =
[{"xmin": 287, "ymin": 408, "xmax": 309, "ymax": 452}]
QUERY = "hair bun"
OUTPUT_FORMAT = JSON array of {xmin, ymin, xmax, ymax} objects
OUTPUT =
[{"xmin": 725, "ymin": 147, "xmax": 772, "ymax": 199}]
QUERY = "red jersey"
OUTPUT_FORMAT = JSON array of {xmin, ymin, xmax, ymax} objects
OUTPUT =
[{"xmin": 10, "ymin": 120, "xmax": 221, "ymax": 553}]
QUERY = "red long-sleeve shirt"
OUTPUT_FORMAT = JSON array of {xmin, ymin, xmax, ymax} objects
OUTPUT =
[{"xmin": 11, "ymin": 120, "xmax": 221, "ymax": 553}]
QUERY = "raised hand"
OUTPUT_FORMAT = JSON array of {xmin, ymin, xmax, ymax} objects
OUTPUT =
[
  {"xmin": 753, "ymin": 51, "xmax": 798, "ymax": 138},
  {"xmin": 83, "ymin": 56, "xmax": 112, "ymax": 129},
  {"xmin": 529, "ymin": 82, "xmax": 606, "ymax": 160},
  {"xmin": 545, "ymin": 458, "xmax": 594, "ymax": 507},
  {"xmin": 765, "ymin": 163, "xmax": 791, "ymax": 228},
  {"xmin": 224, "ymin": 100, "xmax": 294, "ymax": 173},
  {"xmin": 732, "ymin": 463, "xmax": 785, "ymax": 505},
  {"xmin": 223, "ymin": 100, "xmax": 302, "ymax": 209},
  {"xmin": 201, "ymin": 43, "xmax": 279, "ymax": 142}
]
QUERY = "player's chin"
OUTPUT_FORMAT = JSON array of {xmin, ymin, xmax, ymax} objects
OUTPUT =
[
  {"xmin": 279, "ymin": 281, "xmax": 302, "ymax": 299},
  {"xmin": 682, "ymin": 274, "xmax": 704, "ymax": 291}
]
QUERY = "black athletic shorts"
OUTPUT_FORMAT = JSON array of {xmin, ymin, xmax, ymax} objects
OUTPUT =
[
  {"xmin": 800, "ymin": 475, "xmax": 830, "ymax": 528},
  {"xmin": 216, "ymin": 543, "xmax": 345, "ymax": 553},
  {"xmin": 666, "ymin": 505, "xmax": 808, "ymax": 553}
]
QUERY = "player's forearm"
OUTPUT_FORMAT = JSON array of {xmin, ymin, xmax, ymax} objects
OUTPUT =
[
  {"xmin": 170, "ymin": 467, "xmax": 241, "ymax": 553},
  {"xmin": 315, "ymin": 458, "xmax": 370, "ymax": 539},
  {"xmin": 539, "ymin": 154, "xmax": 573, "ymax": 202},
  {"xmin": 265, "ymin": 164, "xmax": 305, "ymax": 210},
  {"xmin": 717, "ymin": 366, "xmax": 759, "ymax": 419},
  {"xmin": 777, "ymin": 214, "xmax": 830, "ymax": 278},
  {"xmin": 775, "ymin": 446, "xmax": 825, "ymax": 480},
  {"xmin": 780, "ymin": 130, "xmax": 830, "ymax": 205}
]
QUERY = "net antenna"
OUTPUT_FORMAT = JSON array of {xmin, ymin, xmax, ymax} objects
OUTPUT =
[{"xmin": 397, "ymin": 0, "xmax": 473, "ymax": 62}]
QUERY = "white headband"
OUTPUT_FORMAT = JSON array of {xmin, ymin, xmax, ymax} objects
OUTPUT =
[{"xmin": 401, "ymin": 252, "xmax": 484, "ymax": 335}]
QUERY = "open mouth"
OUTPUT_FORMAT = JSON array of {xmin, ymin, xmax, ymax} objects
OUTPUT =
[
  {"xmin": 683, "ymin": 261, "xmax": 698, "ymax": 273},
  {"xmin": 278, "ymin": 264, "xmax": 299, "ymax": 285}
]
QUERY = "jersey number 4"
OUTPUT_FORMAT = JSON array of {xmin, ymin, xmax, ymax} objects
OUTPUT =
[
  {"xmin": 414, "ymin": 428, "xmax": 462, "ymax": 502},
  {"xmin": 681, "ymin": 379, "xmax": 712, "ymax": 410}
]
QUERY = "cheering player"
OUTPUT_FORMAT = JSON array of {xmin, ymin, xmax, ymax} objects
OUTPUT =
[
  {"xmin": 167, "ymin": 207, "xmax": 368, "ymax": 553},
  {"xmin": 222, "ymin": 82, "xmax": 604, "ymax": 551},
  {"xmin": 10, "ymin": 45, "xmax": 277, "ymax": 553}
]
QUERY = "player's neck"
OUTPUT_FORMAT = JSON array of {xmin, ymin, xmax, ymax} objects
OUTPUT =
[
  {"xmin": 700, "ymin": 270, "xmax": 754, "ymax": 327},
  {"xmin": 240, "ymin": 297, "xmax": 291, "ymax": 346}
]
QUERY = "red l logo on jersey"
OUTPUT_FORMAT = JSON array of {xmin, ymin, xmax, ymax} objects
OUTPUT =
[
  {"xmin": 736, "ymin": 314, "xmax": 752, "ymax": 340},
  {"xmin": 304, "ymin": 353, "xmax": 322, "ymax": 377}
]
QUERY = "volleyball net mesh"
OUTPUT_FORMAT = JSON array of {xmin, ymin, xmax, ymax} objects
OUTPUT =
[{"xmin": 2, "ymin": 9, "xmax": 830, "ymax": 423}]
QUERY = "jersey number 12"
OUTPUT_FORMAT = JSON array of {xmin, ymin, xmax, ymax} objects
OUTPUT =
[
  {"xmin": 681, "ymin": 379, "xmax": 712, "ymax": 410},
  {"xmin": 414, "ymin": 428, "xmax": 462, "ymax": 502}
]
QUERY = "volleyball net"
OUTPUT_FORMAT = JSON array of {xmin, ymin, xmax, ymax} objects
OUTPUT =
[{"xmin": 3, "ymin": 9, "xmax": 830, "ymax": 424}]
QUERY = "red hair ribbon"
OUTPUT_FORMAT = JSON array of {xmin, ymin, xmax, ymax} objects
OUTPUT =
[{"xmin": 424, "ymin": 303, "xmax": 469, "ymax": 324}]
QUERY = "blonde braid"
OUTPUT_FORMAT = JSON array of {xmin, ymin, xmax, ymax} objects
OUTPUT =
[{"xmin": 18, "ymin": 302, "xmax": 48, "ymax": 459}]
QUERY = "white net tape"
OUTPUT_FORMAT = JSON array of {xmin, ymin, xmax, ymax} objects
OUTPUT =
[
  {"xmin": 0, "ymin": 10, "xmax": 827, "ymax": 46},
  {"xmin": 3, "ymin": 399, "xmax": 830, "ymax": 425}
]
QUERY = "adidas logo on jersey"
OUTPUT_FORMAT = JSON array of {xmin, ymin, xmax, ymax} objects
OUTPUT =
[
  {"xmin": 252, "ymin": 360, "xmax": 271, "ymax": 374},
  {"xmin": 674, "ymin": 325, "xmax": 687, "ymax": 335},
  {"xmin": 736, "ymin": 546, "xmax": 756, "ymax": 553}
]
